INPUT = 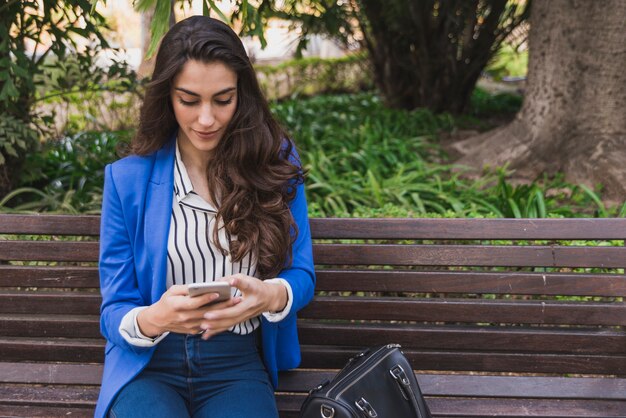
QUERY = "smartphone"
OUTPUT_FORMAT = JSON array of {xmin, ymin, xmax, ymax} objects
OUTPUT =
[{"xmin": 187, "ymin": 282, "xmax": 232, "ymax": 303}]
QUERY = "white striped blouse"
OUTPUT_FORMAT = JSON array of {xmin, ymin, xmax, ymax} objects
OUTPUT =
[
  {"xmin": 118, "ymin": 143, "xmax": 293, "ymax": 346},
  {"xmin": 167, "ymin": 143, "xmax": 261, "ymax": 334}
]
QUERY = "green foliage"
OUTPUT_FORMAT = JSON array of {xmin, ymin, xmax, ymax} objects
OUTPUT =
[
  {"xmin": 4, "ymin": 90, "xmax": 621, "ymax": 218},
  {"xmin": 0, "ymin": 0, "xmax": 139, "ymax": 204},
  {"xmin": 0, "ymin": 115, "xmax": 37, "ymax": 165},
  {"xmin": 271, "ymin": 93, "xmax": 494, "ymax": 217},
  {"xmin": 255, "ymin": 53, "xmax": 372, "ymax": 100},
  {"xmin": 271, "ymin": 92, "xmax": 617, "ymax": 218},
  {"xmin": 486, "ymin": 44, "xmax": 529, "ymax": 80},
  {"xmin": 0, "ymin": 0, "xmax": 110, "ymax": 165},
  {"xmin": 1, "ymin": 131, "xmax": 128, "ymax": 213},
  {"xmin": 468, "ymin": 87, "xmax": 523, "ymax": 118}
]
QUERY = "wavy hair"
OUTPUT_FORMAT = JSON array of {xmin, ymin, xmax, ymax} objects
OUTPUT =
[{"xmin": 131, "ymin": 16, "xmax": 303, "ymax": 279}]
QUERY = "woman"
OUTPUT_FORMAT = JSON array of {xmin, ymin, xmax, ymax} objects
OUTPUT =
[{"xmin": 96, "ymin": 15, "xmax": 315, "ymax": 418}]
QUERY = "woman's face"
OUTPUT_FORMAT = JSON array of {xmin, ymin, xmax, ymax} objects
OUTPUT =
[{"xmin": 171, "ymin": 59, "xmax": 238, "ymax": 160}]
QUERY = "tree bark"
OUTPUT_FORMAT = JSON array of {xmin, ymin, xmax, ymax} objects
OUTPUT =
[{"xmin": 452, "ymin": 0, "xmax": 626, "ymax": 202}]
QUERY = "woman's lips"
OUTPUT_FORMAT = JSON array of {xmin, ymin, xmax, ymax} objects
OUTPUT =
[{"xmin": 193, "ymin": 129, "xmax": 220, "ymax": 139}]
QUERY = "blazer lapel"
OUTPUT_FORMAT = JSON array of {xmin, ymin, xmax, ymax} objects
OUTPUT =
[{"xmin": 144, "ymin": 138, "xmax": 176, "ymax": 302}]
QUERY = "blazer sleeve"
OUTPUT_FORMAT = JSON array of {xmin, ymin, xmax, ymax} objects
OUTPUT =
[
  {"xmin": 275, "ymin": 148, "xmax": 316, "ymax": 320},
  {"xmin": 99, "ymin": 163, "xmax": 152, "ymax": 354}
]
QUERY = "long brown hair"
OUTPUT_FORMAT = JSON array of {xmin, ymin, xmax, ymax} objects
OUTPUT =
[{"xmin": 131, "ymin": 16, "xmax": 303, "ymax": 279}]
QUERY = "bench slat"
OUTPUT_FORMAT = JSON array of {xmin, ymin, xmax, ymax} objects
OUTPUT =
[
  {"xmin": 1, "ymin": 339, "xmax": 623, "ymax": 374},
  {"xmin": 4, "ymin": 362, "xmax": 625, "ymax": 400},
  {"xmin": 3, "ymin": 266, "xmax": 624, "ymax": 297},
  {"xmin": 1, "ymin": 293, "xmax": 623, "ymax": 326},
  {"xmin": 316, "ymin": 270, "xmax": 626, "ymax": 297},
  {"xmin": 0, "ymin": 293, "xmax": 101, "ymax": 315},
  {"xmin": 297, "ymin": 322, "xmax": 626, "ymax": 355},
  {"xmin": 3, "ymin": 398, "xmax": 624, "ymax": 418},
  {"xmin": 309, "ymin": 218, "xmax": 626, "ymax": 240},
  {"xmin": 2, "ymin": 316, "xmax": 623, "ymax": 356},
  {"xmin": 0, "ymin": 405, "xmax": 93, "ymax": 417},
  {"xmin": 0, "ymin": 362, "xmax": 102, "ymax": 385},
  {"xmin": 0, "ymin": 338, "xmax": 104, "ymax": 363},
  {"xmin": 2, "ymin": 293, "xmax": 623, "ymax": 326},
  {"xmin": 0, "ymin": 314, "xmax": 101, "ymax": 338},
  {"xmin": 0, "ymin": 241, "xmax": 99, "ymax": 262},
  {"xmin": 2, "ymin": 243, "xmax": 623, "ymax": 267},
  {"xmin": 277, "ymin": 371, "xmax": 626, "ymax": 400},
  {"xmin": 0, "ymin": 384, "xmax": 98, "ymax": 407},
  {"xmin": 0, "ymin": 214, "xmax": 100, "ymax": 236},
  {"xmin": 314, "ymin": 244, "xmax": 626, "ymax": 268},
  {"xmin": 0, "ymin": 266, "xmax": 99, "ymax": 288},
  {"xmin": 299, "ymin": 346, "xmax": 626, "ymax": 375},
  {"xmin": 301, "ymin": 297, "xmax": 626, "ymax": 326},
  {"xmin": 2, "ymin": 215, "xmax": 624, "ymax": 240},
  {"xmin": 425, "ymin": 398, "xmax": 626, "ymax": 417}
]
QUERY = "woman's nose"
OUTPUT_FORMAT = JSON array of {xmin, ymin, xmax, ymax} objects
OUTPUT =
[{"xmin": 198, "ymin": 104, "xmax": 215, "ymax": 126}]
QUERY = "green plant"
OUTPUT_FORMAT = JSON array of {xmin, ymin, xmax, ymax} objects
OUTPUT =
[
  {"xmin": 255, "ymin": 53, "xmax": 372, "ymax": 100},
  {"xmin": 0, "ymin": 0, "xmax": 138, "ymax": 195},
  {"xmin": 7, "ymin": 90, "xmax": 623, "ymax": 217},
  {"xmin": 485, "ymin": 44, "xmax": 529, "ymax": 80},
  {"xmin": 0, "ymin": 115, "xmax": 37, "ymax": 166},
  {"xmin": 1, "ymin": 130, "xmax": 128, "ymax": 213},
  {"xmin": 468, "ymin": 87, "xmax": 523, "ymax": 118},
  {"xmin": 492, "ymin": 168, "xmax": 548, "ymax": 218},
  {"xmin": 272, "ymin": 92, "xmax": 620, "ymax": 218}
]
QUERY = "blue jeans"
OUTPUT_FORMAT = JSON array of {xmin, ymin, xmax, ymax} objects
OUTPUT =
[{"xmin": 109, "ymin": 331, "xmax": 278, "ymax": 418}]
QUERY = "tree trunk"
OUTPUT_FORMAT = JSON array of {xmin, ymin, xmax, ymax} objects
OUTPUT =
[
  {"xmin": 356, "ymin": 0, "xmax": 526, "ymax": 113},
  {"xmin": 452, "ymin": 0, "xmax": 626, "ymax": 202}
]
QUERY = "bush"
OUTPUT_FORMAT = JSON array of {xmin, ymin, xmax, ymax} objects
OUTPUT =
[
  {"xmin": 1, "ymin": 130, "xmax": 128, "ymax": 213},
  {"xmin": 255, "ymin": 53, "xmax": 372, "ymax": 99}
]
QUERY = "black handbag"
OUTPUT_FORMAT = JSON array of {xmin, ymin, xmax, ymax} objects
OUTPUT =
[{"xmin": 299, "ymin": 344, "xmax": 432, "ymax": 418}]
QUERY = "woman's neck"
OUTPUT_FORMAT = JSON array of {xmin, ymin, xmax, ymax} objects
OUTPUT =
[{"xmin": 178, "ymin": 139, "xmax": 212, "ymax": 174}]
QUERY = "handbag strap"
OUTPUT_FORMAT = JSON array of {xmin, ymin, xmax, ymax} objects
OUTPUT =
[{"xmin": 390, "ymin": 364, "xmax": 431, "ymax": 418}]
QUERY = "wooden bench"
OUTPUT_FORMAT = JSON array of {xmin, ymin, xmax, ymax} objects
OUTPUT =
[{"xmin": 1, "ymin": 214, "xmax": 625, "ymax": 417}]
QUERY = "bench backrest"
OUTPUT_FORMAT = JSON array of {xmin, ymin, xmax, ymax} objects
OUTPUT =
[{"xmin": 1, "ymin": 215, "xmax": 625, "ymax": 380}]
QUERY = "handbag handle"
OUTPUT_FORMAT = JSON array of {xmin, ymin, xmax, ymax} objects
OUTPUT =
[{"xmin": 390, "ymin": 365, "xmax": 429, "ymax": 418}]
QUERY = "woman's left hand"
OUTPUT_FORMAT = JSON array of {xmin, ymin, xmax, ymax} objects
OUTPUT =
[{"xmin": 199, "ymin": 273, "xmax": 288, "ymax": 339}]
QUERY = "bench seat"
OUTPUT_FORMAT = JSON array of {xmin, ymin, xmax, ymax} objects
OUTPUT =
[{"xmin": 1, "ymin": 215, "xmax": 625, "ymax": 417}]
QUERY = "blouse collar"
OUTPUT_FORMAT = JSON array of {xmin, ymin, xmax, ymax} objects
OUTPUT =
[{"xmin": 174, "ymin": 142, "xmax": 217, "ymax": 213}]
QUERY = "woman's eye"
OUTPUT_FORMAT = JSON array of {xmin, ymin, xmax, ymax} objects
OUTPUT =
[
  {"xmin": 178, "ymin": 98, "xmax": 197, "ymax": 106},
  {"xmin": 215, "ymin": 98, "xmax": 233, "ymax": 106}
]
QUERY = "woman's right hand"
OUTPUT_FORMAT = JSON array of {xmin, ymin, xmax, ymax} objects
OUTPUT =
[{"xmin": 136, "ymin": 285, "xmax": 237, "ymax": 337}]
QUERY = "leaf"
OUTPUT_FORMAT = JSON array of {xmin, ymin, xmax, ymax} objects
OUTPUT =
[
  {"xmin": 0, "ymin": 79, "xmax": 19, "ymax": 100},
  {"xmin": 507, "ymin": 198, "xmax": 522, "ymax": 218},
  {"xmin": 534, "ymin": 190, "xmax": 547, "ymax": 218},
  {"xmin": 205, "ymin": 0, "xmax": 231, "ymax": 24},
  {"xmin": 579, "ymin": 184, "xmax": 607, "ymax": 217},
  {"xmin": 135, "ymin": 0, "xmax": 172, "ymax": 58},
  {"xmin": 3, "ymin": 143, "xmax": 18, "ymax": 157}
]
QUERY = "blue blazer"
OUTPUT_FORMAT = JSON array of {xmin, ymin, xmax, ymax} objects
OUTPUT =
[{"xmin": 95, "ymin": 137, "xmax": 316, "ymax": 418}]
